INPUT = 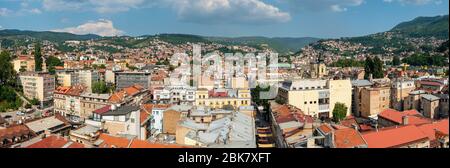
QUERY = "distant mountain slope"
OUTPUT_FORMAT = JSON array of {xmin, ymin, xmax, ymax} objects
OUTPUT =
[
  {"xmin": 206, "ymin": 36, "xmax": 320, "ymax": 54},
  {"xmin": 0, "ymin": 29, "xmax": 100, "ymax": 42},
  {"xmin": 391, "ymin": 15, "xmax": 449, "ymax": 39}
]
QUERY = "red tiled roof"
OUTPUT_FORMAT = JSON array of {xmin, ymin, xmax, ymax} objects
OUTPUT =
[
  {"xmin": 0, "ymin": 125, "xmax": 32, "ymax": 140},
  {"xmin": 334, "ymin": 128, "xmax": 367, "ymax": 148},
  {"xmin": 378, "ymin": 109, "xmax": 431, "ymax": 126},
  {"xmin": 318, "ymin": 124, "xmax": 333, "ymax": 134},
  {"xmin": 27, "ymin": 136, "xmax": 84, "ymax": 148},
  {"xmin": 93, "ymin": 105, "xmax": 111, "ymax": 114},
  {"xmin": 97, "ymin": 133, "xmax": 131, "ymax": 148},
  {"xmin": 417, "ymin": 119, "xmax": 449, "ymax": 141},
  {"xmin": 362, "ymin": 125, "xmax": 429, "ymax": 148}
]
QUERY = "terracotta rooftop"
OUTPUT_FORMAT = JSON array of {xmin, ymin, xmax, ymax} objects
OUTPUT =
[
  {"xmin": 27, "ymin": 136, "xmax": 84, "ymax": 148},
  {"xmin": 0, "ymin": 125, "xmax": 32, "ymax": 140},
  {"xmin": 93, "ymin": 105, "xmax": 111, "ymax": 115},
  {"xmin": 378, "ymin": 109, "xmax": 431, "ymax": 126},
  {"xmin": 97, "ymin": 133, "xmax": 131, "ymax": 148},
  {"xmin": 417, "ymin": 119, "xmax": 449, "ymax": 141},
  {"xmin": 333, "ymin": 128, "xmax": 367, "ymax": 148},
  {"xmin": 362, "ymin": 125, "xmax": 429, "ymax": 148}
]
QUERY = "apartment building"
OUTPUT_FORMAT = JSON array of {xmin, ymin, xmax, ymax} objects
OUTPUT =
[
  {"xmin": 391, "ymin": 79, "xmax": 416, "ymax": 111},
  {"xmin": 78, "ymin": 70, "xmax": 100, "ymax": 93},
  {"xmin": 421, "ymin": 94, "xmax": 440, "ymax": 119},
  {"xmin": 351, "ymin": 80, "xmax": 373, "ymax": 117},
  {"xmin": 404, "ymin": 90, "xmax": 427, "ymax": 111},
  {"xmin": 278, "ymin": 79, "xmax": 352, "ymax": 119},
  {"xmin": 18, "ymin": 72, "xmax": 55, "ymax": 107},
  {"xmin": 195, "ymin": 88, "xmax": 251, "ymax": 109},
  {"xmin": 11, "ymin": 56, "xmax": 35, "ymax": 72},
  {"xmin": 153, "ymin": 85, "xmax": 196, "ymax": 105},
  {"xmin": 55, "ymin": 70, "xmax": 78, "ymax": 87},
  {"xmin": 115, "ymin": 71, "xmax": 152, "ymax": 91},
  {"xmin": 359, "ymin": 83, "xmax": 390, "ymax": 118},
  {"xmin": 92, "ymin": 105, "xmax": 142, "ymax": 139},
  {"xmin": 54, "ymin": 85, "xmax": 110, "ymax": 121}
]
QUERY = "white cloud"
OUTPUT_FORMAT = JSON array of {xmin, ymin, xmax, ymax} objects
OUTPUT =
[
  {"xmin": 41, "ymin": 0, "xmax": 291, "ymax": 24},
  {"xmin": 383, "ymin": 0, "xmax": 442, "ymax": 5},
  {"xmin": 0, "ymin": 8, "xmax": 13, "ymax": 16},
  {"xmin": 29, "ymin": 8, "xmax": 42, "ymax": 14},
  {"xmin": 52, "ymin": 19, "xmax": 124, "ymax": 36},
  {"xmin": 160, "ymin": 0, "xmax": 291, "ymax": 24},
  {"xmin": 42, "ymin": 0, "xmax": 147, "ymax": 13},
  {"xmin": 280, "ymin": 0, "xmax": 364, "ymax": 12},
  {"xmin": 0, "ymin": 25, "xmax": 3, "ymax": 30}
]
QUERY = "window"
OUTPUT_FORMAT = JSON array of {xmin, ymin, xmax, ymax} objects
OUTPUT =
[
  {"xmin": 305, "ymin": 101, "xmax": 307, "ymax": 104},
  {"xmin": 131, "ymin": 118, "xmax": 135, "ymax": 123},
  {"xmin": 310, "ymin": 101, "xmax": 313, "ymax": 104}
]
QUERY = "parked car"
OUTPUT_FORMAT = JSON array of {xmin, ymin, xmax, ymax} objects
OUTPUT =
[{"xmin": 16, "ymin": 111, "xmax": 25, "ymax": 116}]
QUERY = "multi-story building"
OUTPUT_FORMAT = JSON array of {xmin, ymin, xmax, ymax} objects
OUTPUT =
[
  {"xmin": 55, "ymin": 70, "xmax": 79, "ymax": 87},
  {"xmin": 359, "ymin": 83, "xmax": 390, "ymax": 118},
  {"xmin": 11, "ymin": 56, "xmax": 35, "ymax": 72},
  {"xmin": 77, "ymin": 70, "xmax": 100, "ymax": 93},
  {"xmin": 153, "ymin": 85, "xmax": 196, "ymax": 105},
  {"xmin": 278, "ymin": 79, "xmax": 352, "ymax": 119},
  {"xmin": 92, "ymin": 105, "xmax": 143, "ymax": 139},
  {"xmin": 351, "ymin": 80, "xmax": 373, "ymax": 117},
  {"xmin": 18, "ymin": 72, "xmax": 55, "ymax": 107},
  {"xmin": 391, "ymin": 79, "xmax": 416, "ymax": 111},
  {"xmin": 54, "ymin": 85, "xmax": 110, "ymax": 121},
  {"xmin": 310, "ymin": 56, "xmax": 327, "ymax": 79},
  {"xmin": 115, "ymin": 71, "xmax": 152, "ymax": 91},
  {"xmin": 195, "ymin": 88, "xmax": 251, "ymax": 109},
  {"xmin": 404, "ymin": 90, "xmax": 427, "ymax": 111},
  {"xmin": 421, "ymin": 94, "xmax": 440, "ymax": 119}
]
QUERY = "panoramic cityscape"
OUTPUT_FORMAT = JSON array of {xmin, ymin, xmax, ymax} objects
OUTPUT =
[{"xmin": 0, "ymin": 0, "xmax": 449, "ymax": 149}]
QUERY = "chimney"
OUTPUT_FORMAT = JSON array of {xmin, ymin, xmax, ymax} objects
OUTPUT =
[
  {"xmin": 351, "ymin": 124, "xmax": 359, "ymax": 131},
  {"xmin": 402, "ymin": 116, "xmax": 409, "ymax": 125}
]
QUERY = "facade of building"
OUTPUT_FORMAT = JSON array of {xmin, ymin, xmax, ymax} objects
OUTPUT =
[
  {"xmin": 92, "ymin": 105, "xmax": 142, "ymax": 139},
  {"xmin": 195, "ymin": 88, "xmax": 251, "ymax": 109},
  {"xmin": 359, "ymin": 85, "xmax": 390, "ymax": 118},
  {"xmin": 351, "ymin": 80, "xmax": 373, "ymax": 117},
  {"xmin": 54, "ymin": 86, "xmax": 110, "ymax": 121},
  {"xmin": 77, "ymin": 70, "xmax": 100, "ymax": 93},
  {"xmin": 12, "ymin": 56, "xmax": 35, "ymax": 72},
  {"xmin": 278, "ymin": 79, "xmax": 352, "ymax": 119},
  {"xmin": 55, "ymin": 70, "xmax": 78, "ymax": 87},
  {"xmin": 404, "ymin": 90, "xmax": 427, "ymax": 111},
  {"xmin": 153, "ymin": 85, "xmax": 196, "ymax": 105},
  {"xmin": 391, "ymin": 79, "xmax": 415, "ymax": 111},
  {"xmin": 115, "ymin": 71, "xmax": 152, "ymax": 91},
  {"xmin": 18, "ymin": 72, "xmax": 55, "ymax": 106},
  {"xmin": 421, "ymin": 94, "xmax": 440, "ymax": 119}
]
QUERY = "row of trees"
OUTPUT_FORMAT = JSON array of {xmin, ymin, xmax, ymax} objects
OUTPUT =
[{"xmin": 0, "ymin": 51, "xmax": 22, "ymax": 112}]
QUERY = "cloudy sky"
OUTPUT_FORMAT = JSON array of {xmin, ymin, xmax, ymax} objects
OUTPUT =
[{"xmin": 0, "ymin": 0, "xmax": 448, "ymax": 38}]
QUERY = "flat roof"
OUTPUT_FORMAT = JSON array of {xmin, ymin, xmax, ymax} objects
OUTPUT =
[{"xmin": 26, "ymin": 117, "xmax": 65, "ymax": 133}]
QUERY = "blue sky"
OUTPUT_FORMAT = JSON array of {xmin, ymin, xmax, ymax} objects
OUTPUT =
[{"xmin": 0, "ymin": 0, "xmax": 448, "ymax": 38}]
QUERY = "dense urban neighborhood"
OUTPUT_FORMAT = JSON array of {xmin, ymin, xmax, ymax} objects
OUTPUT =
[{"xmin": 1, "ymin": 14, "xmax": 449, "ymax": 149}]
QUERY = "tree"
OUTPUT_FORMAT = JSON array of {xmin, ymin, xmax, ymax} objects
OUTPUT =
[
  {"xmin": 34, "ymin": 43, "xmax": 43, "ymax": 71},
  {"xmin": 92, "ymin": 81, "xmax": 109, "ymax": 94},
  {"xmin": 332, "ymin": 102, "xmax": 348, "ymax": 123},
  {"xmin": 372, "ymin": 56, "xmax": 384, "ymax": 78},
  {"xmin": 30, "ymin": 98, "xmax": 40, "ymax": 105},
  {"xmin": 392, "ymin": 56, "xmax": 400, "ymax": 66},
  {"xmin": 364, "ymin": 57, "xmax": 373, "ymax": 79},
  {"xmin": 46, "ymin": 56, "xmax": 63, "ymax": 74},
  {"xmin": 0, "ymin": 51, "xmax": 16, "ymax": 86}
]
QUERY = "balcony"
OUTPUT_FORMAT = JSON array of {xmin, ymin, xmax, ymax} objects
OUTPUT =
[{"xmin": 319, "ymin": 104, "xmax": 330, "ymax": 112}]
